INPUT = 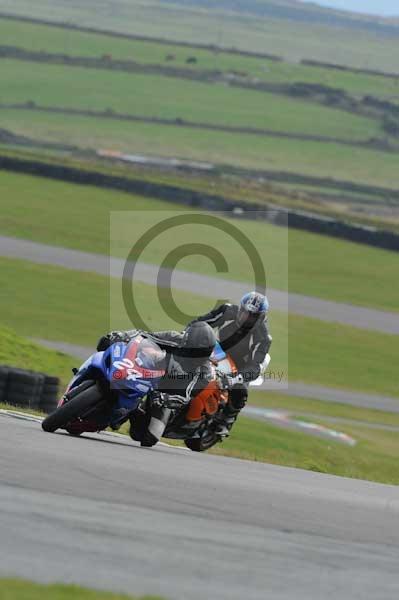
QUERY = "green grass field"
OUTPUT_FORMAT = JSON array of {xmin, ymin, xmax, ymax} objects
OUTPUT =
[
  {"xmin": 0, "ymin": 60, "xmax": 382, "ymax": 141},
  {"xmin": 2, "ymin": 256, "xmax": 399, "ymax": 398},
  {"xmin": 1, "ymin": 171, "xmax": 398, "ymax": 312},
  {"xmin": 1, "ymin": 108, "xmax": 398, "ymax": 189},
  {"xmin": 0, "ymin": 580, "xmax": 163, "ymax": 600},
  {"xmin": 215, "ymin": 415, "xmax": 399, "ymax": 485},
  {"xmin": 2, "ymin": 0, "xmax": 399, "ymax": 73},
  {"xmin": 2, "ymin": 16, "xmax": 399, "ymax": 101}
]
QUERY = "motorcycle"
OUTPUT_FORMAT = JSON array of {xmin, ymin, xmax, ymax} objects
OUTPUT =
[{"xmin": 42, "ymin": 333, "xmax": 270, "ymax": 452}]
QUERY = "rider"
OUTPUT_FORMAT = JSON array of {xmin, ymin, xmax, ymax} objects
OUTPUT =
[
  {"xmin": 187, "ymin": 291, "xmax": 271, "ymax": 442},
  {"xmin": 97, "ymin": 322, "xmax": 218, "ymax": 446}
]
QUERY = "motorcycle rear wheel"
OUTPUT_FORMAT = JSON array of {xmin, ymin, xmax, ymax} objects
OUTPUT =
[{"xmin": 41, "ymin": 383, "xmax": 102, "ymax": 433}]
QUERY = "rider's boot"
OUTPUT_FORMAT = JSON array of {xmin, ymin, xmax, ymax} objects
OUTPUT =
[{"xmin": 140, "ymin": 393, "xmax": 172, "ymax": 447}]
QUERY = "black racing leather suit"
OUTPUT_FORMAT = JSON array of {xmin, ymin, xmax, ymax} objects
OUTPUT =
[
  {"xmin": 188, "ymin": 303, "xmax": 272, "ymax": 439},
  {"xmin": 189, "ymin": 303, "xmax": 272, "ymax": 383}
]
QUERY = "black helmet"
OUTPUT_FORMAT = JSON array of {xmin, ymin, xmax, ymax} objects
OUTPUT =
[{"xmin": 181, "ymin": 322, "xmax": 216, "ymax": 360}]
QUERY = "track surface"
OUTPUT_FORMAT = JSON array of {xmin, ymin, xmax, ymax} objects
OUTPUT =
[
  {"xmin": 33, "ymin": 338, "xmax": 399, "ymax": 413},
  {"xmin": 2, "ymin": 235, "xmax": 399, "ymax": 334},
  {"xmin": 1, "ymin": 415, "xmax": 399, "ymax": 600}
]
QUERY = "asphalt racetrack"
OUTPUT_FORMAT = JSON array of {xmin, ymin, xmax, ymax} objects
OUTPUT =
[{"xmin": 1, "ymin": 413, "xmax": 399, "ymax": 600}]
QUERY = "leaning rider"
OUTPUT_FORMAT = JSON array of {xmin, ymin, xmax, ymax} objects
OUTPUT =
[
  {"xmin": 187, "ymin": 291, "xmax": 272, "ymax": 444},
  {"xmin": 97, "ymin": 322, "xmax": 217, "ymax": 446}
]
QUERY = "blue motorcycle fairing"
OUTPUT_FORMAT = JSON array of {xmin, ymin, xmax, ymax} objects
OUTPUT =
[{"xmin": 66, "ymin": 339, "xmax": 164, "ymax": 417}]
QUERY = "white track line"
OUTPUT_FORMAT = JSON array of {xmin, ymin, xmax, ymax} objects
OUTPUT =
[{"xmin": 0, "ymin": 409, "xmax": 187, "ymax": 449}]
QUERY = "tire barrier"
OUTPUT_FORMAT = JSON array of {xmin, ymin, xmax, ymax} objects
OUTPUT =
[
  {"xmin": 40, "ymin": 375, "xmax": 61, "ymax": 414},
  {"xmin": 0, "ymin": 366, "xmax": 60, "ymax": 413}
]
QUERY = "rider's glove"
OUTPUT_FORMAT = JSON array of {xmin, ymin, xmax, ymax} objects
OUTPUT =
[
  {"xmin": 97, "ymin": 331, "xmax": 130, "ymax": 351},
  {"xmin": 149, "ymin": 390, "xmax": 165, "ymax": 408},
  {"xmin": 223, "ymin": 374, "xmax": 244, "ymax": 390}
]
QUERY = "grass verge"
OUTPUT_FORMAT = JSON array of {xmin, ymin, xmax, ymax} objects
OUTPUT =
[
  {"xmin": 249, "ymin": 391, "xmax": 399, "ymax": 427},
  {"xmin": 0, "ymin": 324, "xmax": 77, "ymax": 388},
  {"xmin": 210, "ymin": 415, "xmax": 399, "ymax": 485},
  {"xmin": 0, "ymin": 579, "xmax": 164, "ymax": 600}
]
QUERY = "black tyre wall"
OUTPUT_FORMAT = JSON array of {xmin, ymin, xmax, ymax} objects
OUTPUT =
[
  {"xmin": 0, "ymin": 365, "xmax": 60, "ymax": 412},
  {"xmin": 39, "ymin": 375, "xmax": 60, "ymax": 413},
  {"xmin": 6, "ymin": 369, "xmax": 45, "ymax": 410}
]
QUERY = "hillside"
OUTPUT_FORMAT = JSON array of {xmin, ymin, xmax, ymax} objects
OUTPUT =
[
  {"xmin": 158, "ymin": 0, "xmax": 399, "ymax": 34},
  {"xmin": 2, "ymin": 0, "xmax": 399, "ymax": 72}
]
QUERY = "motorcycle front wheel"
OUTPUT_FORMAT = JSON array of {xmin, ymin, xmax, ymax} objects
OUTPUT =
[
  {"xmin": 42, "ymin": 382, "xmax": 102, "ymax": 433},
  {"xmin": 184, "ymin": 430, "xmax": 219, "ymax": 452}
]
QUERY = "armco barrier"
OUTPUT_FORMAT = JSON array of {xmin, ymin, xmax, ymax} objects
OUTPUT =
[{"xmin": 1, "ymin": 154, "xmax": 398, "ymax": 252}]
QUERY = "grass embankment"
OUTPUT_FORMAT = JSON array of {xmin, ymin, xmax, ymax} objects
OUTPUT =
[
  {"xmin": 1, "ymin": 171, "xmax": 398, "ymax": 313},
  {"xmin": 3, "ymin": 1, "xmax": 399, "ymax": 73},
  {"xmin": 1, "ymin": 108, "xmax": 397, "ymax": 189},
  {"xmin": 0, "ymin": 324, "xmax": 76, "ymax": 388},
  {"xmin": 1, "ymin": 16, "xmax": 399, "ymax": 100},
  {"xmin": 2, "ymin": 256, "xmax": 399, "ymax": 399},
  {"xmin": 0, "ymin": 579, "xmax": 163, "ymax": 600}
]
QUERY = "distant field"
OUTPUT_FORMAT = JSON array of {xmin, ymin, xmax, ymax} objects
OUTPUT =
[
  {"xmin": 1, "ymin": 17, "xmax": 399, "ymax": 101},
  {"xmin": 2, "ymin": 109, "xmax": 398, "ymax": 190},
  {"xmin": 2, "ymin": 0, "xmax": 399, "ymax": 72},
  {"xmin": 0, "ymin": 60, "xmax": 382, "ymax": 141},
  {"xmin": 1, "ymin": 171, "xmax": 398, "ymax": 312}
]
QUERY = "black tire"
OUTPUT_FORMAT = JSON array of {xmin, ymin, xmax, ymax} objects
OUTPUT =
[
  {"xmin": 39, "ymin": 375, "xmax": 60, "ymax": 412},
  {"xmin": 43, "ymin": 375, "xmax": 59, "ymax": 386},
  {"xmin": 40, "ymin": 400, "xmax": 58, "ymax": 414},
  {"xmin": 39, "ymin": 389, "xmax": 60, "ymax": 413},
  {"xmin": 7, "ymin": 369, "xmax": 44, "ymax": 410},
  {"xmin": 184, "ymin": 430, "xmax": 219, "ymax": 452},
  {"xmin": 42, "ymin": 383, "xmax": 102, "ymax": 433}
]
